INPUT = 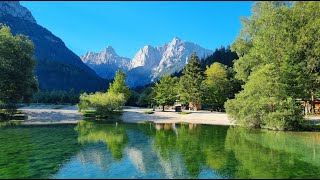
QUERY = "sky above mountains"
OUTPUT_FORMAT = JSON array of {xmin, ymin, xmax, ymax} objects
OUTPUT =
[{"xmin": 21, "ymin": 1, "xmax": 253, "ymax": 59}]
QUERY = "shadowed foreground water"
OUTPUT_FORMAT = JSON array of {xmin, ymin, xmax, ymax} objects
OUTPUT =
[{"xmin": 1, "ymin": 120, "xmax": 320, "ymax": 179}]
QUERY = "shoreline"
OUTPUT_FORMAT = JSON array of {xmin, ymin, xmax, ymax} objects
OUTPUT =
[
  {"xmin": 15, "ymin": 104, "xmax": 320, "ymax": 126},
  {"xmin": 17, "ymin": 104, "xmax": 233, "ymax": 126},
  {"xmin": 122, "ymin": 106, "xmax": 233, "ymax": 126}
]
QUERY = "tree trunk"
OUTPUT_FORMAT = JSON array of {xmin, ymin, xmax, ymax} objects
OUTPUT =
[
  {"xmin": 311, "ymin": 92, "xmax": 315, "ymax": 114},
  {"xmin": 162, "ymin": 105, "xmax": 165, "ymax": 112}
]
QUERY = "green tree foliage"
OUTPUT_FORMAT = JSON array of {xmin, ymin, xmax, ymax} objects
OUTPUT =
[
  {"xmin": 225, "ymin": 64, "xmax": 304, "ymax": 130},
  {"xmin": 36, "ymin": 59, "xmax": 109, "ymax": 93},
  {"xmin": 201, "ymin": 46, "xmax": 238, "ymax": 69},
  {"xmin": 32, "ymin": 89, "xmax": 79, "ymax": 104},
  {"xmin": 153, "ymin": 74, "xmax": 178, "ymax": 111},
  {"xmin": 226, "ymin": 1, "xmax": 320, "ymax": 129},
  {"xmin": 78, "ymin": 92, "xmax": 126, "ymax": 117},
  {"xmin": 0, "ymin": 25, "xmax": 38, "ymax": 117},
  {"xmin": 126, "ymin": 90, "xmax": 140, "ymax": 106},
  {"xmin": 108, "ymin": 71, "xmax": 131, "ymax": 101},
  {"xmin": 77, "ymin": 71, "xmax": 130, "ymax": 118},
  {"xmin": 202, "ymin": 62, "xmax": 230, "ymax": 111},
  {"xmin": 232, "ymin": 1, "xmax": 320, "ymax": 99},
  {"xmin": 172, "ymin": 46, "xmax": 239, "ymax": 78},
  {"xmin": 226, "ymin": 67, "xmax": 243, "ymax": 100},
  {"xmin": 179, "ymin": 53, "xmax": 205, "ymax": 110},
  {"xmin": 136, "ymin": 87, "xmax": 155, "ymax": 107}
]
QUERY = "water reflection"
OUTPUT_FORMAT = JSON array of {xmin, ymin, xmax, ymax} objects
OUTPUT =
[
  {"xmin": 75, "ymin": 120, "xmax": 128, "ymax": 160},
  {"xmin": 1, "ymin": 121, "xmax": 320, "ymax": 178},
  {"xmin": 225, "ymin": 127, "xmax": 320, "ymax": 178}
]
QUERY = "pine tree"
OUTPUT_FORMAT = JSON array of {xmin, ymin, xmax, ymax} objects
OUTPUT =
[{"xmin": 179, "ymin": 52, "xmax": 205, "ymax": 110}]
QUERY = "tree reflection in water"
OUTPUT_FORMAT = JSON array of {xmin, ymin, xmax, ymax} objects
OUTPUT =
[
  {"xmin": 4, "ymin": 121, "xmax": 320, "ymax": 178},
  {"xmin": 75, "ymin": 120, "xmax": 128, "ymax": 161},
  {"xmin": 74, "ymin": 121, "xmax": 320, "ymax": 178},
  {"xmin": 153, "ymin": 123, "xmax": 320, "ymax": 179}
]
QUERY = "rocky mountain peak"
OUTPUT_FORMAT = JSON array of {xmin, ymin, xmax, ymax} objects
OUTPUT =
[
  {"xmin": 0, "ymin": 1, "xmax": 36, "ymax": 23},
  {"xmin": 102, "ymin": 46, "xmax": 117, "ymax": 55},
  {"xmin": 171, "ymin": 37, "xmax": 182, "ymax": 44},
  {"xmin": 141, "ymin": 45, "xmax": 155, "ymax": 51},
  {"xmin": 81, "ymin": 38, "xmax": 213, "ymax": 87}
]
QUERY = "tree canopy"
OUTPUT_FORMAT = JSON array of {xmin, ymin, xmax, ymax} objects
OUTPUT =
[
  {"xmin": 0, "ymin": 25, "xmax": 38, "ymax": 105},
  {"xmin": 225, "ymin": 1, "xmax": 320, "ymax": 130},
  {"xmin": 153, "ymin": 74, "xmax": 178, "ymax": 111},
  {"xmin": 108, "ymin": 70, "xmax": 131, "ymax": 101},
  {"xmin": 77, "ymin": 71, "xmax": 130, "ymax": 118},
  {"xmin": 179, "ymin": 52, "xmax": 205, "ymax": 110},
  {"xmin": 203, "ymin": 62, "xmax": 230, "ymax": 111}
]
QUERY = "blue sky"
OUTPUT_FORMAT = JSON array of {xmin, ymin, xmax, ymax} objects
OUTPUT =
[{"xmin": 21, "ymin": 1, "xmax": 253, "ymax": 59}]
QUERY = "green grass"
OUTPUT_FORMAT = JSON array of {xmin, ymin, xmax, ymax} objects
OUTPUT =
[
  {"xmin": 144, "ymin": 110, "xmax": 154, "ymax": 114},
  {"xmin": 178, "ymin": 111, "xmax": 191, "ymax": 115}
]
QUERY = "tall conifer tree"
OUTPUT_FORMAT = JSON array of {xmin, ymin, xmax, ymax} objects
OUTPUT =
[{"xmin": 179, "ymin": 52, "xmax": 204, "ymax": 110}]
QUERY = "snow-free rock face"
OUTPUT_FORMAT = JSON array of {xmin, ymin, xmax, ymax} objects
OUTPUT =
[
  {"xmin": 80, "ymin": 46, "xmax": 131, "ymax": 79},
  {"xmin": 0, "ymin": 1, "xmax": 36, "ymax": 23},
  {"xmin": 129, "ymin": 45, "xmax": 162, "ymax": 70},
  {"xmin": 154, "ymin": 37, "xmax": 213, "ymax": 79},
  {"xmin": 82, "ymin": 37, "xmax": 213, "ymax": 87},
  {"xmin": 0, "ymin": 1, "xmax": 107, "ymax": 92}
]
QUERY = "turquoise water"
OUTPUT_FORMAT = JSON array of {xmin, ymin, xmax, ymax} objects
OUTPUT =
[{"xmin": 1, "ymin": 120, "xmax": 320, "ymax": 179}]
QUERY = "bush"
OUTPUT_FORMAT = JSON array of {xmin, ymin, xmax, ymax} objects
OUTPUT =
[{"xmin": 78, "ymin": 92, "xmax": 126, "ymax": 118}]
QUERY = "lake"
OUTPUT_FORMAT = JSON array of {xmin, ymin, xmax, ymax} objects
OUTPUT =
[{"xmin": 1, "ymin": 120, "xmax": 320, "ymax": 179}]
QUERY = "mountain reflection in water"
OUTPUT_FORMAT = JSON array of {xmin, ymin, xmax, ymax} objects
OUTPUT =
[{"xmin": 1, "ymin": 120, "xmax": 320, "ymax": 179}]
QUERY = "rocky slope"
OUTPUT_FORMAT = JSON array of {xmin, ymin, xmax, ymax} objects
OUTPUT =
[
  {"xmin": 0, "ymin": 1, "xmax": 107, "ymax": 92},
  {"xmin": 80, "ymin": 46, "xmax": 131, "ymax": 79}
]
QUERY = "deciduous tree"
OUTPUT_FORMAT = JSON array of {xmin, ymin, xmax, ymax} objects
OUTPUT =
[
  {"xmin": 153, "ymin": 74, "xmax": 178, "ymax": 111},
  {"xmin": 0, "ymin": 25, "xmax": 38, "ymax": 117}
]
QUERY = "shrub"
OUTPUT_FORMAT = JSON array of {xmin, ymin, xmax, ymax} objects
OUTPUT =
[{"xmin": 78, "ymin": 92, "xmax": 126, "ymax": 118}]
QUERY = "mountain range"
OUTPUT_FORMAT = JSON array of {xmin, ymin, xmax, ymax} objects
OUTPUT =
[
  {"xmin": 80, "ymin": 37, "xmax": 213, "ymax": 87},
  {"xmin": 0, "ymin": 1, "xmax": 214, "ymax": 90}
]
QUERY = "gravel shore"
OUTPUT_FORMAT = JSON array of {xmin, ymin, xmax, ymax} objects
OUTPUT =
[
  {"xmin": 18, "ymin": 105, "xmax": 233, "ymax": 126},
  {"xmin": 122, "ymin": 106, "xmax": 233, "ymax": 126}
]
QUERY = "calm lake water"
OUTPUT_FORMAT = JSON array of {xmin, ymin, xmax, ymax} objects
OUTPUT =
[{"xmin": 1, "ymin": 120, "xmax": 320, "ymax": 179}]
